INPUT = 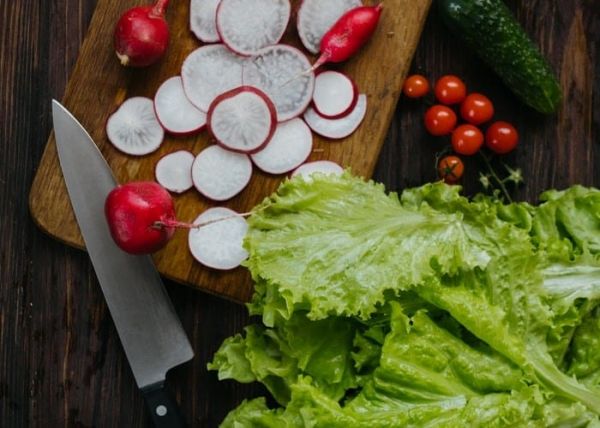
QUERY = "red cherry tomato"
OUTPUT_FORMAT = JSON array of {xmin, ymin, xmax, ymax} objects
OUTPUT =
[
  {"xmin": 434, "ymin": 75, "xmax": 467, "ymax": 105},
  {"xmin": 460, "ymin": 93, "xmax": 494, "ymax": 125},
  {"xmin": 486, "ymin": 121, "xmax": 519, "ymax": 154},
  {"xmin": 438, "ymin": 155, "xmax": 464, "ymax": 184},
  {"xmin": 424, "ymin": 105, "xmax": 457, "ymax": 136},
  {"xmin": 451, "ymin": 124, "xmax": 484, "ymax": 155},
  {"xmin": 402, "ymin": 74, "xmax": 430, "ymax": 98}
]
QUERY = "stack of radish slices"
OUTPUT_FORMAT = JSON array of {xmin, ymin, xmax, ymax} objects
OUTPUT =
[{"xmin": 106, "ymin": 0, "xmax": 369, "ymax": 270}]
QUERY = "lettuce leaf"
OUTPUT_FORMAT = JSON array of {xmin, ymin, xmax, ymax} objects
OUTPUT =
[
  {"xmin": 211, "ymin": 174, "xmax": 600, "ymax": 425},
  {"xmin": 217, "ymin": 303, "xmax": 598, "ymax": 427}
]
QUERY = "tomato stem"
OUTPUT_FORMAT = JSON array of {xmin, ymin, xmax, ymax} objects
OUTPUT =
[{"xmin": 479, "ymin": 152, "xmax": 512, "ymax": 203}]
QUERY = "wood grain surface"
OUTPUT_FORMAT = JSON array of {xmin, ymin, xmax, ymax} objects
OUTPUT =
[
  {"xmin": 2, "ymin": 0, "xmax": 599, "ymax": 427},
  {"xmin": 28, "ymin": 0, "xmax": 431, "ymax": 303}
]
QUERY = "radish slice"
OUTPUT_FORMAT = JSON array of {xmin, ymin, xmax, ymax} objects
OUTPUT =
[
  {"xmin": 190, "ymin": 0, "xmax": 221, "ymax": 43},
  {"xmin": 207, "ymin": 86, "xmax": 277, "ymax": 153},
  {"xmin": 192, "ymin": 145, "xmax": 252, "ymax": 201},
  {"xmin": 312, "ymin": 71, "xmax": 358, "ymax": 119},
  {"xmin": 181, "ymin": 44, "xmax": 246, "ymax": 112},
  {"xmin": 188, "ymin": 207, "xmax": 248, "ymax": 270},
  {"xmin": 106, "ymin": 97, "xmax": 164, "ymax": 156},
  {"xmin": 251, "ymin": 118, "xmax": 313, "ymax": 174},
  {"xmin": 303, "ymin": 94, "xmax": 367, "ymax": 139},
  {"xmin": 243, "ymin": 45, "xmax": 315, "ymax": 122},
  {"xmin": 216, "ymin": 0, "xmax": 291, "ymax": 56},
  {"xmin": 292, "ymin": 160, "xmax": 344, "ymax": 179},
  {"xmin": 155, "ymin": 150, "xmax": 195, "ymax": 194},
  {"xmin": 154, "ymin": 76, "xmax": 207, "ymax": 136},
  {"xmin": 297, "ymin": 0, "xmax": 362, "ymax": 54}
]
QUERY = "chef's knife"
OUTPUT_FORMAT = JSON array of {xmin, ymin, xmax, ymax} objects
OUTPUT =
[{"xmin": 51, "ymin": 100, "xmax": 194, "ymax": 427}]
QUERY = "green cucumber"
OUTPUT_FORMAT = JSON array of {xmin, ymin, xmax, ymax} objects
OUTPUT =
[{"xmin": 438, "ymin": 0, "xmax": 562, "ymax": 114}]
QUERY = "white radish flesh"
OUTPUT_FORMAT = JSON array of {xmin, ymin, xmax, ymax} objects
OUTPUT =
[
  {"xmin": 216, "ymin": 0, "xmax": 290, "ymax": 56},
  {"xmin": 297, "ymin": 0, "xmax": 362, "ymax": 54},
  {"xmin": 312, "ymin": 71, "xmax": 358, "ymax": 119},
  {"xmin": 192, "ymin": 145, "xmax": 252, "ymax": 201},
  {"xmin": 292, "ymin": 160, "xmax": 344, "ymax": 179},
  {"xmin": 188, "ymin": 207, "xmax": 248, "ymax": 270},
  {"xmin": 155, "ymin": 150, "xmax": 195, "ymax": 194},
  {"xmin": 190, "ymin": 0, "xmax": 221, "ymax": 43},
  {"xmin": 154, "ymin": 76, "xmax": 207, "ymax": 135},
  {"xmin": 303, "ymin": 93, "xmax": 367, "ymax": 139},
  {"xmin": 181, "ymin": 44, "xmax": 246, "ymax": 112},
  {"xmin": 106, "ymin": 97, "xmax": 164, "ymax": 156},
  {"xmin": 207, "ymin": 86, "xmax": 276, "ymax": 153},
  {"xmin": 251, "ymin": 118, "xmax": 313, "ymax": 174},
  {"xmin": 243, "ymin": 44, "xmax": 315, "ymax": 122}
]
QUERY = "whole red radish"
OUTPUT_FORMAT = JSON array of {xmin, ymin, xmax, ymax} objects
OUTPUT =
[
  {"xmin": 114, "ymin": 0, "xmax": 170, "ymax": 67},
  {"xmin": 313, "ymin": 4, "xmax": 383, "ymax": 70},
  {"xmin": 105, "ymin": 182, "xmax": 176, "ymax": 254}
]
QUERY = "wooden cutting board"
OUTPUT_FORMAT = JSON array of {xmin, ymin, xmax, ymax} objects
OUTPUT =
[{"xmin": 29, "ymin": 0, "xmax": 431, "ymax": 303}]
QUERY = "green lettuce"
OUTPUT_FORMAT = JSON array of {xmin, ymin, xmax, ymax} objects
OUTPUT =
[{"xmin": 210, "ymin": 173, "xmax": 600, "ymax": 426}]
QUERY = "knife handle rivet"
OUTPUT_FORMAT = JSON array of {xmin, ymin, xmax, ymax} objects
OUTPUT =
[{"xmin": 156, "ymin": 405, "xmax": 168, "ymax": 417}]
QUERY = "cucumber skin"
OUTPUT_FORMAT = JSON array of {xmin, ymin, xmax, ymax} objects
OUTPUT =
[{"xmin": 438, "ymin": 0, "xmax": 562, "ymax": 114}]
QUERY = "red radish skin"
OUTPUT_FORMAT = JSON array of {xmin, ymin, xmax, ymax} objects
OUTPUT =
[
  {"xmin": 251, "ymin": 118, "xmax": 313, "ymax": 174},
  {"xmin": 242, "ymin": 44, "xmax": 315, "ymax": 122},
  {"xmin": 114, "ymin": 0, "xmax": 170, "ymax": 67},
  {"xmin": 188, "ymin": 207, "xmax": 249, "ymax": 270},
  {"xmin": 154, "ymin": 76, "xmax": 206, "ymax": 136},
  {"xmin": 296, "ymin": 0, "xmax": 362, "ymax": 54},
  {"xmin": 207, "ymin": 86, "xmax": 277, "ymax": 154},
  {"xmin": 154, "ymin": 150, "xmax": 195, "ymax": 194},
  {"xmin": 191, "ymin": 145, "xmax": 253, "ymax": 201},
  {"xmin": 106, "ymin": 97, "xmax": 165, "ymax": 156},
  {"xmin": 303, "ymin": 93, "xmax": 367, "ymax": 139},
  {"xmin": 312, "ymin": 70, "xmax": 358, "ymax": 119},
  {"xmin": 313, "ymin": 4, "xmax": 383, "ymax": 71},
  {"xmin": 105, "ymin": 182, "xmax": 176, "ymax": 254},
  {"xmin": 181, "ymin": 44, "xmax": 246, "ymax": 112},
  {"xmin": 291, "ymin": 160, "xmax": 344, "ymax": 180},
  {"xmin": 190, "ymin": 0, "xmax": 221, "ymax": 43},
  {"xmin": 216, "ymin": 0, "xmax": 291, "ymax": 56}
]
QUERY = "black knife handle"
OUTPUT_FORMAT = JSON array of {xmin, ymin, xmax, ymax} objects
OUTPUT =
[{"xmin": 142, "ymin": 382, "xmax": 186, "ymax": 428}]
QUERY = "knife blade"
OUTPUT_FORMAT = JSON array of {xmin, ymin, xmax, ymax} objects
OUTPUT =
[{"xmin": 52, "ymin": 100, "xmax": 194, "ymax": 427}]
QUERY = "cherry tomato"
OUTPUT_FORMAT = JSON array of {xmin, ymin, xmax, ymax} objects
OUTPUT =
[
  {"xmin": 460, "ymin": 93, "xmax": 494, "ymax": 125},
  {"xmin": 402, "ymin": 74, "xmax": 430, "ymax": 98},
  {"xmin": 451, "ymin": 124, "xmax": 484, "ymax": 155},
  {"xmin": 434, "ymin": 75, "xmax": 467, "ymax": 105},
  {"xmin": 486, "ymin": 121, "xmax": 519, "ymax": 154},
  {"xmin": 424, "ymin": 105, "xmax": 457, "ymax": 136},
  {"xmin": 438, "ymin": 155, "xmax": 464, "ymax": 184}
]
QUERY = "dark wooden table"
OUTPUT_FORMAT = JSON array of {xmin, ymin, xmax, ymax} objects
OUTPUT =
[{"xmin": 1, "ymin": 1, "xmax": 598, "ymax": 426}]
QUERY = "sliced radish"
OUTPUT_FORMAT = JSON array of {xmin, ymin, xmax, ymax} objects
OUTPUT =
[
  {"xmin": 192, "ymin": 145, "xmax": 252, "ymax": 201},
  {"xmin": 181, "ymin": 44, "xmax": 246, "ymax": 112},
  {"xmin": 297, "ymin": 0, "xmax": 362, "ymax": 54},
  {"xmin": 216, "ymin": 0, "xmax": 291, "ymax": 56},
  {"xmin": 243, "ymin": 44, "xmax": 315, "ymax": 122},
  {"xmin": 312, "ymin": 71, "xmax": 358, "ymax": 119},
  {"xmin": 155, "ymin": 150, "xmax": 195, "ymax": 194},
  {"xmin": 303, "ymin": 94, "xmax": 367, "ymax": 139},
  {"xmin": 251, "ymin": 119, "xmax": 313, "ymax": 174},
  {"xmin": 190, "ymin": 0, "xmax": 221, "ymax": 43},
  {"xmin": 106, "ymin": 97, "xmax": 164, "ymax": 156},
  {"xmin": 207, "ymin": 86, "xmax": 276, "ymax": 153},
  {"xmin": 188, "ymin": 207, "xmax": 249, "ymax": 270},
  {"xmin": 154, "ymin": 76, "xmax": 207, "ymax": 136},
  {"xmin": 292, "ymin": 160, "xmax": 344, "ymax": 179}
]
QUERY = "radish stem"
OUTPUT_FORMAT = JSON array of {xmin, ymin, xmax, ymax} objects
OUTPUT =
[
  {"xmin": 154, "ymin": 208, "xmax": 265, "ymax": 231},
  {"xmin": 152, "ymin": 0, "xmax": 170, "ymax": 17}
]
